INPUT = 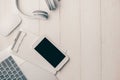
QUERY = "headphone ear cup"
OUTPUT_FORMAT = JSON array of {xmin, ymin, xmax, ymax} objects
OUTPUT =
[
  {"xmin": 45, "ymin": 0, "xmax": 57, "ymax": 10},
  {"xmin": 32, "ymin": 10, "xmax": 49, "ymax": 20}
]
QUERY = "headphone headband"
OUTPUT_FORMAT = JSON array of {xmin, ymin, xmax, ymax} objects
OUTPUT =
[
  {"xmin": 15, "ymin": 0, "xmax": 58, "ymax": 19},
  {"xmin": 15, "ymin": 0, "xmax": 48, "ymax": 20}
]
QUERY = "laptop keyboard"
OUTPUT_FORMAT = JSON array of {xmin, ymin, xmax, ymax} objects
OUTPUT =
[{"xmin": 0, "ymin": 56, "xmax": 27, "ymax": 80}]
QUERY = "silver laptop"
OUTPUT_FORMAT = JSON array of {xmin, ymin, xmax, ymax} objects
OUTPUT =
[{"xmin": 0, "ymin": 47, "xmax": 58, "ymax": 80}]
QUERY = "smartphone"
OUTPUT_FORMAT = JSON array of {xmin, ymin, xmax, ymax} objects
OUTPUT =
[{"xmin": 33, "ymin": 36, "xmax": 69, "ymax": 72}]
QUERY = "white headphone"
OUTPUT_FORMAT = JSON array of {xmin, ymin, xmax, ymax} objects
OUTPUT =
[{"xmin": 16, "ymin": 0, "xmax": 58, "ymax": 20}]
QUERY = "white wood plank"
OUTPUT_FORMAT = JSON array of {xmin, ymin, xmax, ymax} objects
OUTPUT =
[
  {"xmin": 57, "ymin": 0, "xmax": 80, "ymax": 80},
  {"xmin": 39, "ymin": 0, "xmax": 60, "ymax": 44},
  {"xmin": 101, "ymin": 0, "xmax": 120, "ymax": 80},
  {"xmin": 80, "ymin": 0, "xmax": 101, "ymax": 80}
]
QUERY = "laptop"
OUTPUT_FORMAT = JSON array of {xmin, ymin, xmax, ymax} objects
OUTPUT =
[{"xmin": 0, "ymin": 47, "xmax": 58, "ymax": 80}]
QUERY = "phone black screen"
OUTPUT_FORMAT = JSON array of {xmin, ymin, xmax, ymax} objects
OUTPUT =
[{"xmin": 34, "ymin": 38, "xmax": 65, "ymax": 68}]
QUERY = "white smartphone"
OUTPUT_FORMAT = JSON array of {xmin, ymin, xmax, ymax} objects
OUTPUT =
[{"xmin": 33, "ymin": 36, "xmax": 69, "ymax": 72}]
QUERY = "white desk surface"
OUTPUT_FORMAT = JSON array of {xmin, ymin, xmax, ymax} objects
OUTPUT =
[
  {"xmin": 1, "ymin": 0, "xmax": 120, "ymax": 80},
  {"xmin": 0, "ymin": 0, "xmax": 80, "ymax": 80}
]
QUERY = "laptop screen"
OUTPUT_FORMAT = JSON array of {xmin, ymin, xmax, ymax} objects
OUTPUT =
[{"xmin": 34, "ymin": 38, "xmax": 65, "ymax": 68}]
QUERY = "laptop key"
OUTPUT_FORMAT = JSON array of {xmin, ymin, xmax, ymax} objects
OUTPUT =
[
  {"xmin": 3, "ymin": 70, "xmax": 7, "ymax": 75},
  {"xmin": 13, "ymin": 70, "xmax": 17, "ymax": 74},
  {"xmin": 16, "ymin": 67, "xmax": 20, "ymax": 71},
  {"xmin": 0, "ymin": 75, "xmax": 4, "ymax": 79},
  {"xmin": 22, "ymin": 75, "xmax": 27, "ymax": 80},
  {"xmin": 6, "ymin": 68, "xmax": 9, "ymax": 71},
  {"xmin": 0, "ymin": 67, "xmax": 4, "ymax": 71},
  {"xmin": 13, "ymin": 63, "xmax": 17, "ymax": 68},
  {"xmin": 19, "ymin": 71, "xmax": 23, "ymax": 76},
  {"xmin": 11, "ymin": 60, "xmax": 15, "ymax": 65},
  {"xmin": 10, "ymin": 67, "xmax": 14, "ymax": 71},
  {"xmin": 18, "ymin": 77, "xmax": 22, "ymax": 80},
  {"xmin": 0, "ymin": 64, "xmax": 2, "ymax": 68},
  {"xmin": 8, "ymin": 56, "xmax": 13, "ymax": 60},
  {"xmin": 8, "ymin": 71, "xmax": 12, "ymax": 75},
  {"xmin": 15, "ymin": 74, "xmax": 19, "ymax": 78},
  {"xmin": 7, "ymin": 78, "xmax": 11, "ymax": 80},
  {"xmin": 5, "ymin": 59, "xmax": 11, "ymax": 67},
  {"xmin": 5, "ymin": 74, "xmax": 9, "ymax": 78},
  {"xmin": 1, "ymin": 62, "xmax": 7, "ymax": 68},
  {"xmin": 0, "ymin": 71, "xmax": 2, "ymax": 75},
  {"xmin": 10, "ymin": 75, "xmax": 15, "ymax": 79}
]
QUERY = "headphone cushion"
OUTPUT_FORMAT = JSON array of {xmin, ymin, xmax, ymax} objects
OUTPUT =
[
  {"xmin": 45, "ymin": 0, "xmax": 57, "ymax": 10},
  {"xmin": 33, "ymin": 10, "xmax": 49, "ymax": 20}
]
